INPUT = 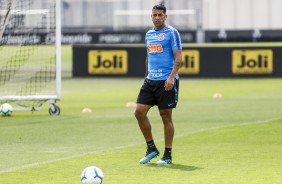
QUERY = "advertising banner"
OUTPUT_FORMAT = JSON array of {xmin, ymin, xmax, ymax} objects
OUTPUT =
[
  {"xmin": 0, "ymin": 31, "xmax": 195, "ymax": 45},
  {"xmin": 73, "ymin": 45, "xmax": 282, "ymax": 78}
]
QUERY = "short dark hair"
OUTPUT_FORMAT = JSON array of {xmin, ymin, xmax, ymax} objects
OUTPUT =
[{"xmin": 152, "ymin": 4, "xmax": 166, "ymax": 13}]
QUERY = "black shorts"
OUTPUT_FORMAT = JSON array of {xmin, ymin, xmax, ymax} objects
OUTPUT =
[{"xmin": 136, "ymin": 78, "xmax": 179, "ymax": 110}]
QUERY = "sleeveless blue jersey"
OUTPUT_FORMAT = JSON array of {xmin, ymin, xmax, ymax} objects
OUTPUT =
[{"xmin": 145, "ymin": 25, "xmax": 182, "ymax": 80}]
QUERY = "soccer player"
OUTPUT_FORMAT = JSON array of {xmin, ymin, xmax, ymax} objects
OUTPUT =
[{"xmin": 134, "ymin": 4, "xmax": 182, "ymax": 165}]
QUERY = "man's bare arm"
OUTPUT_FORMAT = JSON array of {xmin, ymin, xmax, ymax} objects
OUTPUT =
[{"xmin": 164, "ymin": 50, "xmax": 182, "ymax": 91}]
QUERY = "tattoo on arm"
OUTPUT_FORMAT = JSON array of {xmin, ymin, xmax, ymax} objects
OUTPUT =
[
  {"xmin": 174, "ymin": 62, "xmax": 181, "ymax": 68},
  {"xmin": 173, "ymin": 50, "xmax": 182, "ymax": 70}
]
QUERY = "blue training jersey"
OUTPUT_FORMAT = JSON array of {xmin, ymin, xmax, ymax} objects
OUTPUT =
[{"xmin": 145, "ymin": 24, "xmax": 182, "ymax": 80}]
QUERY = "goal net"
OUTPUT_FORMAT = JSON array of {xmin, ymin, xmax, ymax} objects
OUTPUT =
[{"xmin": 0, "ymin": 0, "xmax": 61, "ymax": 115}]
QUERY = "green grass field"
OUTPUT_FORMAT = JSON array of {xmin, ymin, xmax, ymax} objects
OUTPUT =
[{"xmin": 1, "ymin": 45, "xmax": 282, "ymax": 184}]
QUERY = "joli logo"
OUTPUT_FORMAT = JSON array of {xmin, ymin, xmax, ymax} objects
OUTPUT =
[
  {"xmin": 178, "ymin": 50, "xmax": 200, "ymax": 74},
  {"xmin": 232, "ymin": 50, "xmax": 273, "ymax": 74},
  {"xmin": 88, "ymin": 50, "xmax": 128, "ymax": 74}
]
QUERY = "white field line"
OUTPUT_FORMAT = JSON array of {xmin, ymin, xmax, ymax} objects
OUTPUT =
[{"xmin": 0, "ymin": 117, "xmax": 281, "ymax": 174}]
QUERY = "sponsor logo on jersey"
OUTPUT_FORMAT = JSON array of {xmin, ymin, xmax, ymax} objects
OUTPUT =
[
  {"xmin": 148, "ymin": 69, "xmax": 163, "ymax": 78},
  {"xmin": 147, "ymin": 44, "xmax": 163, "ymax": 53},
  {"xmin": 88, "ymin": 50, "xmax": 128, "ymax": 74},
  {"xmin": 232, "ymin": 49, "xmax": 273, "ymax": 74}
]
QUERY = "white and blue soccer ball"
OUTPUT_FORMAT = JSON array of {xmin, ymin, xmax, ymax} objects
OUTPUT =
[
  {"xmin": 81, "ymin": 166, "xmax": 104, "ymax": 184},
  {"xmin": 0, "ymin": 103, "xmax": 13, "ymax": 116}
]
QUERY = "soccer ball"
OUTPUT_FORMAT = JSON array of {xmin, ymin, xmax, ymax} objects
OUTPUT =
[
  {"xmin": 81, "ymin": 166, "xmax": 104, "ymax": 184},
  {"xmin": 0, "ymin": 103, "xmax": 13, "ymax": 116}
]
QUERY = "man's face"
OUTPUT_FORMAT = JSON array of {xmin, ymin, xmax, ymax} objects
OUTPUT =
[{"xmin": 151, "ymin": 9, "xmax": 167, "ymax": 29}]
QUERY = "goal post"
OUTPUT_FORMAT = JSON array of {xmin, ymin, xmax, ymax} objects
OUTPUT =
[{"xmin": 0, "ymin": 0, "xmax": 61, "ymax": 115}]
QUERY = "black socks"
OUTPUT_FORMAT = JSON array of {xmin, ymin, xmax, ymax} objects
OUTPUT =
[
  {"xmin": 146, "ymin": 141, "xmax": 172, "ymax": 158},
  {"xmin": 146, "ymin": 140, "xmax": 157, "ymax": 151},
  {"xmin": 163, "ymin": 147, "xmax": 172, "ymax": 158}
]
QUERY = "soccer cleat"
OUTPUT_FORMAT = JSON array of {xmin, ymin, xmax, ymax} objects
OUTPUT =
[
  {"xmin": 139, "ymin": 149, "xmax": 160, "ymax": 164},
  {"xmin": 155, "ymin": 156, "xmax": 172, "ymax": 165}
]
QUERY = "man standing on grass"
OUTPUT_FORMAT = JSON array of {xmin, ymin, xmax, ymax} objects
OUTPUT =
[{"xmin": 134, "ymin": 4, "xmax": 182, "ymax": 165}]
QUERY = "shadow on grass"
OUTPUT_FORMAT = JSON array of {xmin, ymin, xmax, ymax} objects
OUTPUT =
[{"xmin": 145, "ymin": 163, "xmax": 203, "ymax": 171}]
